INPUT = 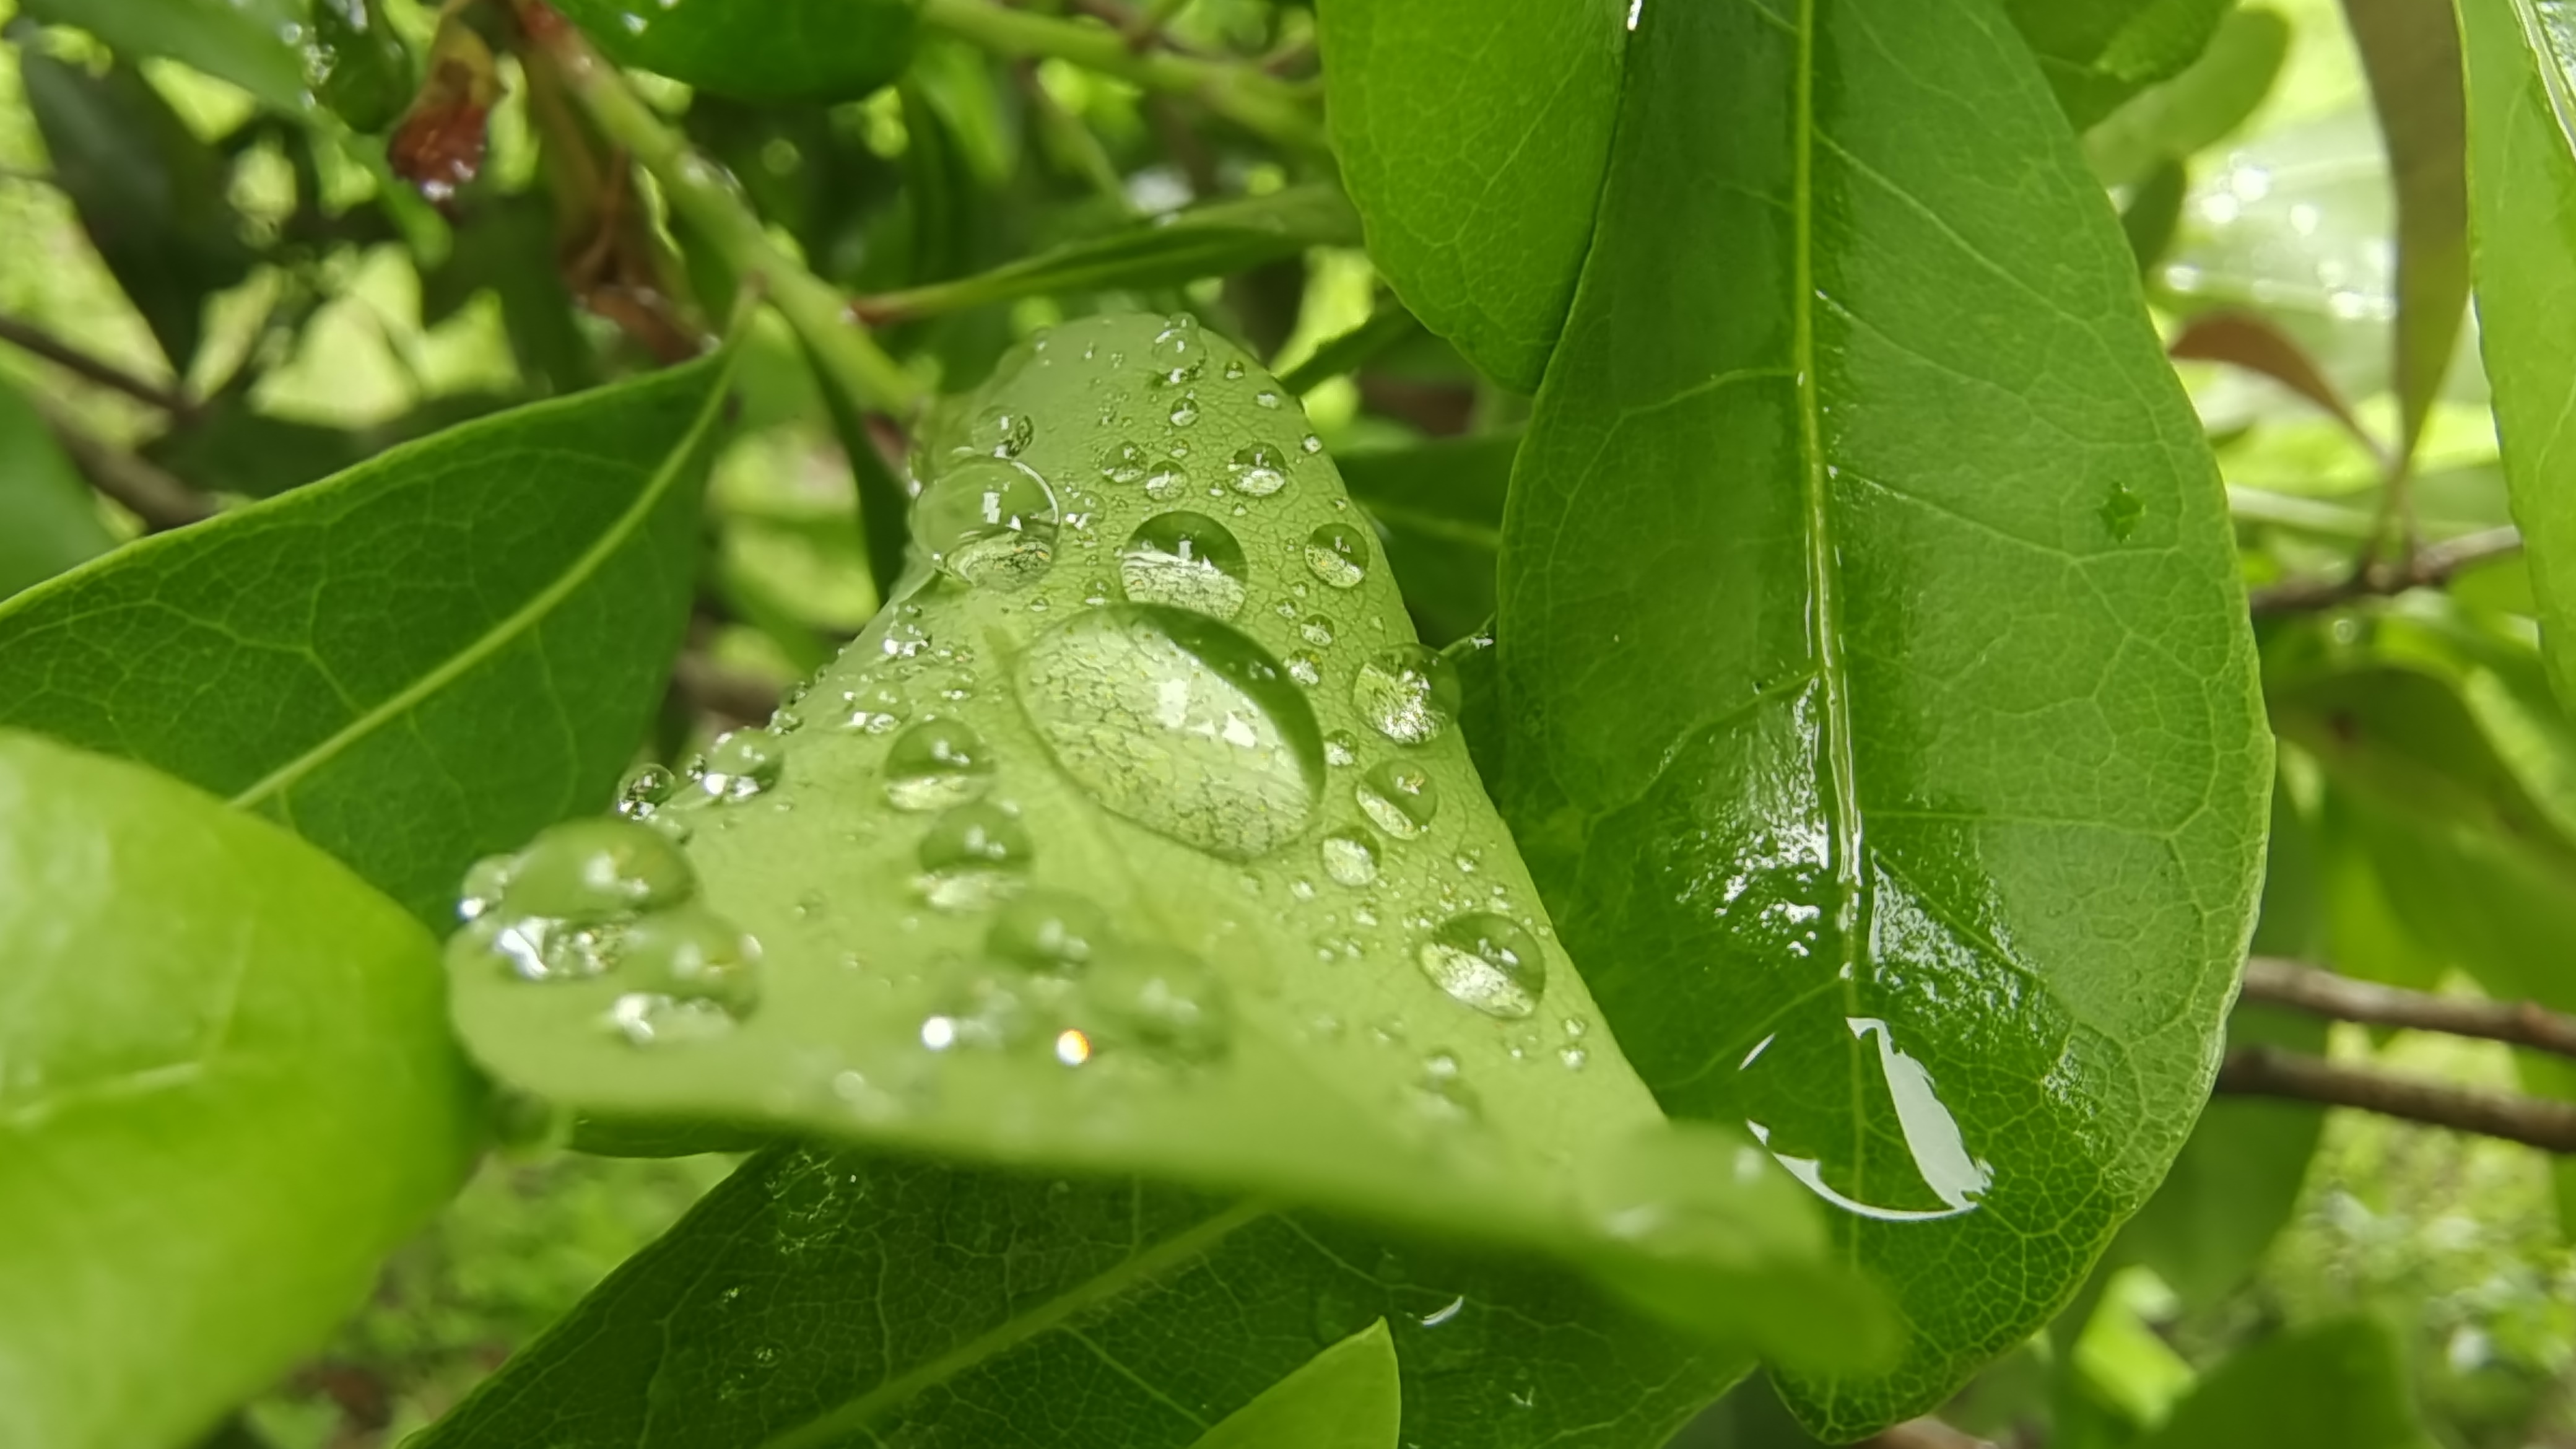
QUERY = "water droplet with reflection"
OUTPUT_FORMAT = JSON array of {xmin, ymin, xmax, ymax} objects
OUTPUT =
[
  {"xmin": 1303, "ymin": 523, "xmax": 1370, "ymax": 589},
  {"xmin": 1416, "ymin": 912, "xmax": 1545, "ymax": 1018},
  {"xmin": 1354, "ymin": 645, "xmax": 1459, "ymax": 745},
  {"xmin": 1118, "ymin": 511, "xmax": 1248, "ymax": 619},
  {"xmin": 882, "ymin": 719, "xmax": 994, "ymax": 811},
  {"xmin": 913, "ymin": 458, "xmax": 1058, "ymax": 590},
  {"xmin": 1738, "ymin": 1012, "xmax": 1993, "ymax": 1222}
]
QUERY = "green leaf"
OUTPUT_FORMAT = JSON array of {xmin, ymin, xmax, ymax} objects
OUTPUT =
[
  {"xmin": 2006, "ymin": 0, "xmax": 2238, "ymax": 128},
  {"xmin": 20, "ymin": 0, "xmax": 310, "ymax": 114},
  {"xmin": 19, "ymin": 42, "xmax": 258, "ymax": 372},
  {"xmin": 443, "ymin": 313, "xmax": 1890, "ymax": 1372},
  {"xmin": 1315, "ymin": 0, "xmax": 1626, "ymax": 391},
  {"xmin": 2083, "ymin": 6, "xmax": 2292, "ymax": 188},
  {"xmin": 311, "ymin": 0, "xmax": 412, "ymax": 134},
  {"xmin": 2128, "ymin": 1318, "xmax": 2432, "ymax": 1449},
  {"xmin": 1336, "ymin": 432, "xmax": 1513, "ymax": 648},
  {"xmin": 419, "ymin": 1146, "xmax": 1741, "ymax": 1449},
  {"xmin": 2461, "ymin": 0, "xmax": 2576, "ymax": 710},
  {"xmin": 0, "ymin": 729, "xmax": 481, "ymax": 1449},
  {"xmin": 0, "ymin": 354, "xmax": 736, "ymax": 924},
  {"xmin": 550, "ymin": 0, "xmax": 921, "ymax": 105},
  {"xmin": 1491, "ymin": 0, "xmax": 2269, "ymax": 1434},
  {"xmin": 862, "ymin": 186, "xmax": 1362, "ymax": 324},
  {"xmin": 0, "ymin": 377, "xmax": 116, "ymax": 598},
  {"xmin": 1186, "ymin": 1320, "xmax": 1398, "ymax": 1449},
  {"xmin": 2343, "ymin": 0, "xmax": 2471, "ymax": 461}
]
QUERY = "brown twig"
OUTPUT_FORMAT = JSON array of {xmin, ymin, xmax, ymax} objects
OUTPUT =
[
  {"xmin": 2242, "ymin": 957, "xmax": 2576, "ymax": 1060},
  {"xmin": 2216, "ymin": 1044, "xmax": 2576, "ymax": 1152},
  {"xmin": 671, "ymin": 653, "xmax": 786, "ymax": 726},
  {"xmin": 33, "ymin": 398, "xmax": 215, "ymax": 531},
  {"xmin": 0, "ymin": 313, "xmax": 194, "ymax": 416},
  {"xmin": 2248, "ymin": 524, "xmax": 2523, "ymax": 616}
]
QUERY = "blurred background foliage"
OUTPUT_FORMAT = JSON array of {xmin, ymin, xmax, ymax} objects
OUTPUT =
[{"xmin": 0, "ymin": 0, "xmax": 2570, "ymax": 1443}]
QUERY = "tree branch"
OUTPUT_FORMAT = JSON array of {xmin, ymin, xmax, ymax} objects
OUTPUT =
[
  {"xmin": 2216, "ymin": 1044, "xmax": 2576, "ymax": 1152},
  {"xmin": 33, "ymin": 397, "xmax": 215, "ymax": 531},
  {"xmin": 2248, "ymin": 524, "xmax": 2522, "ymax": 616},
  {"xmin": 0, "ymin": 313, "xmax": 194, "ymax": 416},
  {"xmin": 2241, "ymin": 957, "xmax": 2576, "ymax": 1060}
]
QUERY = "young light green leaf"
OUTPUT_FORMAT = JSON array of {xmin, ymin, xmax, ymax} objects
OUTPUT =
[
  {"xmin": 1492, "ymin": 0, "xmax": 2269, "ymax": 1435},
  {"xmin": 2129, "ymin": 1318, "xmax": 2433, "ymax": 1449},
  {"xmin": 1188, "ymin": 1321, "xmax": 1399, "ymax": 1449},
  {"xmin": 0, "ymin": 730, "xmax": 481, "ymax": 1449},
  {"xmin": 20, "ymin": 0, "xmax": 310, "ymax": 115},
  {"xmin": 0, "ymin": 378, "xmax": 116, "ymax": 598},
  {"xmin": 1315, "ymin": 0, "xmax": 1626, "ymax": 392},
  {"xmin": 2460, "ymin": 0, "xmax": 2576, "ymax": 710},
  {"xmin": 548, "ymin": 0, "xmax": 920, "ymax": 104},
  {"xmin": 2344, "ymin": 0, "xmax": 2471, "ymax": 463},
  {"xmin": 444, "ymin": 313, "xmax": 1890, "ymax": 1372},
  {"xmin": 0, "ymin": 354, "xmax": 736, "ymax": 925},
  {"xmin": 419, "ymin": 1146, "xmax": 1743, "ymax": 1449},
  {"xmin": 2006, "ymin": 0, "xmax": 2237, "ymax": 128}
]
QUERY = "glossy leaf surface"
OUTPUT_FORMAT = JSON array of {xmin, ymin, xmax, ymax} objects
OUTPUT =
[
  {"xmin": 0, "ymin": 731, "xmax": 481, "ymax": 1449},
  {"xmin": 0, "ymin": 355, "xmax": 734, "ymax": 923},
  {"xmin": 445, "ymin": 315, "xmax": 1887, "ymax": 1370},
  {"xmin": 552, "ymin": 0, "xmax": 921, "ymax": 103},
  {"xmin": 420, "ymin": 1146, "xmax": 1740, "ymax": 1449},
  {"xmin": 1186, "ymin": 1320, "xmax": 1399, "ymax": 1449},
  {"xmin": 1493, "ymin": 0, "xmax": 2269, "ymax": 1432},
  {"xmin": 1315, "ymin": 0, "xmax": 1626, "ymax": 391},
  {"xmin": 0, "ymin": 377, "xmax": 116, "ymax": 598},
  {"xmin": 2461, "ymin": 0, "xmax": 2576, "ymax": 708}
]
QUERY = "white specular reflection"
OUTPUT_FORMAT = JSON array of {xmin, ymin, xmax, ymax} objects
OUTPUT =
[{"xmin": 1743, "ymin": 1016, "xmax": 1995, "ymax": 1224}]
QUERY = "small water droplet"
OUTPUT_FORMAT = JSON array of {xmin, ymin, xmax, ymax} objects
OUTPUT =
[
  {"xmin": 1300, "ymin": 433, "xmax": 1323, "ymax": 454},
  {"xmin": 1560, "ymin": 1046, "xmax": 1589, "ymax": 1071},
  {"xmin": 1118, "ymin": 511, "xmax": 1249, "ymax": 619},
  {"xmin": 1096, "ymin": 440, "xmax": 1149, "ymax": 485},
  {"xmin": 1298, "ymin": 616, "xmax": 1336, "ymax": 648},
  {"xmin": 921, "ymin": 975, "xmax": 1033, "ymax": 1052},
  {"xmin": 1416, "ymin": 912, "xmax": 1546, "ymax": 1019},
  {"xmin": 614, "ymin": 763, "xmax": 677, "ymax": 821},
  {"xmin": 914, "ymin": 458, "xmax": 1058, "ymax": 591},
  {"xmin": 1222, "ymin": 358, "xmax": 1245, "ymax": 381},
  {"xmin": 1323, "ymin": 731, "xmax": 1360, "ymax": 767},
  {"xmin": 1356, "ymin": 760, "xmax": 1438, "ymax": 838},
  {"xmin": 1354, "ymin": 645, "xmax": 1460, "ymax": 746},
  {"xmin": 883, "ymin": 719, "xmax": 995, "ymax": 811},
  {"xmin": 916, "ymin": 801, "xmax": 1034, "ymax": 910},
  {"xmin": 1085, "ymin": 946, "xmax": 1230, "ymax": 1062},
  {"xmin": 1303, "ymin": 523, "xmax": 1371, "ymax": 590},
  {"xmin": 1144, "ymin": 462, "xmax": 1189, "ymax": 500},
  {"xmin": 1254, "ymin": 389, "xmax": 1281, "ymax": 409},
  {"xmin": 604, "ymin": 991, "xmax": 739, "ymax": 1045},
  {"xmin": 1168, "ymin": 391, "xmax": 1202, "ymax": 427},
  {"xmin": 962, "ymin": 404, "xmax": 1034, "ymax": 458},
  {"xmin": 1227, "ymin": 442, "xmax": 1289, "ymax": 497},
  {"xmin": 619, "ymin": 904, "xmax": 762, "ymax": 1014},
  {"xmin": 1014, "ymin": 604, "xmax": 1324, "ymax": 861},
  {"xmin": 694, "ymin": 730, "xmax": 784, "ymax": 803},
  {"xmin": 1321, "ymin": 827, "xmax": 1380, "ymax": 887},
  {"xmin": 988, "ymin": 890, "xmax": 1110, "ymax": 971},
  {"xmin": 1286, "ymin": 651, "xmax": 1322, "ymax": 687},
  {"xmin": 1149, "ymin": 316, "xmax": 1206, "ymax": 386}
]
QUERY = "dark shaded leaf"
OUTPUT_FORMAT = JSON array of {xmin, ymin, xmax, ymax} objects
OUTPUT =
[
  {"xmin": 0, "ymin": 354, "xmax": 736, "ymax": 924},
  {"xmin": 312, "ymin": 0, "xmax": 414, "ymax": 134},
  {"xmin": 0, "ymin": 376, "xmax": 116, "ymax": 598},
  {"xmin": 1315, "ymin": 0, "xmax": 1625, "ymax": 391},
  {"xmin": 0, "ymin": 730, "xmax": 481, "ymax": 1448},
  {"xmin": 20, "ymin": 0, "xmax": 307, "ymax": 113},
  {"xmin": 1338, "ymin": 432, "xmax": 1512, "ymax": 648},
  {"xmin": 550, "ymin": 0, "xmax": 920, "ymax": 105},
  {"xmin": 2130, "ymin": 1318, "xmax": 2432, "ymax": 1449},
  {"xmin": 2084, "ymin": 5, "xmax": 2291, "ymax": 186},
  {"xmin": 418, "ymin": 1146, "xmax": 1744, "ymax": 1449},
  {"xmin": 2007, "ymin": 0, "xmax": 2238, "ymax": 128},
  {"xmin": 1493, "ymin": 0, "xmax": 2270, "ymax": 1433}
]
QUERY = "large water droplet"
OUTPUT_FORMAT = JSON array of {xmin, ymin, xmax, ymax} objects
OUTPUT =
[
  {"xmin": 1227, "ymin": 442, "xmax": 1289, "ymax": 497},
  {"xmin": 1356, "ymin": 760, "xmax": 1438, "ymax": 838},
  {"xmin": 1320, "ymin": 827, "xmax": 1380, "ymax": 887},
  {"xmin": 916, "ymin": 801, "xmax": 1033, "ymax": 911},
  {"xmin": 914, "ymin": 458, "xmax": 1058, "ymax": 590},
  {"xmin": 988, "ymin": 890, "xmax": 1110, "ymax": 971},
  {"xmin": 1086, "ymin": 946, "xmax": 1231, "ymax": 1063},
  {"xmin": 883, "ymin": 719, "xmax": 994, "ymax": 811},
  {"xmin": 1416, "ymin": 912, "xmax": 1546, "ymax": 1019},
  {"xmin": 1118, "ymin": 511, "xmax": 1248, "ymax": 619},
  {"xmin": 1354, "ymin": 645, "xmax": 1460, "ymax": 746},
  {"xmin": 694, "ymin": 729, "xmax": 783, "ymax": 802},
  {"xmin": 921, "ymin": 974, "xmax": 1035, "ymax": 1053},
  {"xmin": 1014, "ymin": 604, "xmax": 1325, "ymax": 861},
  {"xmin": 1739, "ymin": 1013, "xmax": 1994, "ymax": 1222},
  {"xmin": 489, "ymin": 817, "xmax": 697, "ymax": 919},
  {"xmin": 1303, "ymin": 523, "xmax": 1371, "ymax": 589}
]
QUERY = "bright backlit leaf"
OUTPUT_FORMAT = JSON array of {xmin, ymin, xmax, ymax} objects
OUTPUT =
[{"xmin": 1186, "ymin": 1320, "xmax": 1399, "ymax": 1449}]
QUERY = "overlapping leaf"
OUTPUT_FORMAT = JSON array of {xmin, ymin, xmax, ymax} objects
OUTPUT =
[
  {"xmin": 0, "ymin": 378, "xmax": 115, "ymax": 598},
  {"xmin": 1493, "ymin": 0, "xmax": 2269, "ymax": 1433},
  {"xmin": 551, "ymin": 0, "xmax": 920, "ymax": 104}
]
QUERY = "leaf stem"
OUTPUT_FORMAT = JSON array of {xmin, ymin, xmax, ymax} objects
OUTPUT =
[
  {"xmin": 918, "ymin": 0, "xmax": 1324, "ymax": 154},
  {"xmin": 2240, "ymin": 957, "xmax": 2576, "ymax": 1060},
  {"xmin": 0, "ymin": 312, "xmax": 194, "ymax": 416},
  {"xmin": 2217, "ymin": 1043, "xmax": 2576, "ymax": 1152},
  {"xmin": 516, "ymin": 4, "xmax": 922, "ymax": 415}
]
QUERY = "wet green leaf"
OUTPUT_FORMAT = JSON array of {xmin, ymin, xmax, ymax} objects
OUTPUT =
[
  {"xmin": 20, "ymin": 43, "xmax": 258, "ymax": 372},
  {"xmin": 2007, "ymin": 0, "xmax": 2238, "ymax": 128},
  {"xmin": 1315, "ymin": 0, "xmax": 1626, "ymax": 392},
  {"xmin": 550, "ymin": 0, "xmax": 921, "ymax": 104},
  {"xmin": 443, "ymin": 314, "xmax": 1889, "ymax": 1373},
  {"xmin": 419, "ymin": 1146, "xmax": 1739, "ymax": 1449},
  {"xmin": 2461, "ymin": 0, "xmax": 2576, "ymax": 710},
  {"xmin": 1492, "ymin": 0, "xmax": 2270, "ymax": 1434},
  {"xmin": 0, "ymin": 377, "xmax": 116, "ymax": 598},
  {"xmin": 2129, "ymin": 1318, "xmax": 2432, "ymax": 1449},
  {"xmin": 0, "ymin": 354, "xmax": 736, "ymax": 925},
  {"xmin": 1186, "ymin": 1320, "xmax": 1398, "ymax": 1449},
  {"xmin": 20, "ymin": 0, "xmax": 308, "ymax": 114},
  {"xmin": 0, "ymin": 730, "xmax": 481, "ymax": 1449}
]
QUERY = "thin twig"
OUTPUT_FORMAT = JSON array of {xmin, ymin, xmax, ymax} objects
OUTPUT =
[
  {"xmin": 0, "ymin": 313, "xmax": 194, "ymax": 416},
  {"xmin": 33, "ymin": 398, "xmax": 215, "ymax": 531},
  {"xmin": 2248, "ymin": 524, "xmax": 2523, "ymax": 616},
  {"xmin": 2216, "ymin": 1044, "xmax": 2576, "ymax": 1152},
  {"xmin": 2242, "ymin": 957, "xmax": 2576, "ymax": 1060}
]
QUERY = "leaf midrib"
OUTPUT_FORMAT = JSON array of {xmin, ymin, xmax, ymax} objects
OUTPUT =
[
  {"xmin": 225, "ymin": 354, "xmax": 736, "ymax": 812},
  {"xmin": 759, "ymin": 1198, "xmax": 1270, "ymax": 1449}
]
